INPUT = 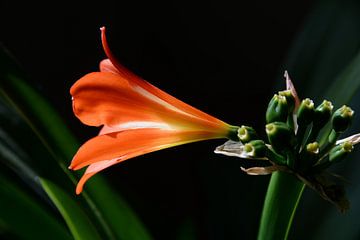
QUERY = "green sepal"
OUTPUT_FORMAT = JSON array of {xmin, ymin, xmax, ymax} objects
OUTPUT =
[
  {"xmin": 266, "ymin": 94, "xmax": 288, "ymax": 123},
  {"xmin": 332, "ymin": 105, "xmax": 354, "ymax": 133},
  {"xmin": 237, "ymin": 125, "xmax": 258, "ymax": 143}
]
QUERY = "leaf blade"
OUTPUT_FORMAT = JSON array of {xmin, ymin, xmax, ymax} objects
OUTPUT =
[{"xmin": 40, "ymin": 178, "xmax": 102, "ymax": 240}]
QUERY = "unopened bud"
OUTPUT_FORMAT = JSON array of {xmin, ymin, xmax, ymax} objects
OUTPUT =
[
  {"xmin": 306, "ymin": 142, "xmax": 320, "ymax": 154},
  {"xmin": 244, "ymin": 140, "xmax": 267, "ymax": 158},
  {"xmin": 237, "ymin": 125, "xmax": 258, "ymax": 143},
  {"xmin": 329, "ymin": 142, "xmax": 353, "ymax": 163},
  {"xmin": 297, "ymin": 98, "xmax": 315, "ymax": 125},
  {"xmin": 266, "ymin": 122, "xmax": 296, "ymax": 153},
  {"xmin": 332, "ymin": 105, "xmax": 354, "ymax": 133},
  {"xmin": 313, "ymin": 100, "xmax": 333, "ymax": 128},
  {"xmin": 279, "ymin": 90, "xmax": 295, "ymax": 113},
  {"xmin": 266, "ymin": 94, "xmax": 288, "ymax": 123},
  {"xmin": 299, "ymin": 142, "xmax": 320, "ymax": 170}
]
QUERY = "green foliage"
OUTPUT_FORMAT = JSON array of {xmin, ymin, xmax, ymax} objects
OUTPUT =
[
  {"xmin": 0, "ymin": 173, "xmax": 72, "ymax": 240},
  {"xmin": 40, "ymin": 178, "xmax": 102, "ymax": 240}
]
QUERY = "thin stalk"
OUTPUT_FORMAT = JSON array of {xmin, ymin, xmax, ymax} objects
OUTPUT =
[{"xmin": 257, "ymin": 171, "xmax": 305, "ymax": 240}]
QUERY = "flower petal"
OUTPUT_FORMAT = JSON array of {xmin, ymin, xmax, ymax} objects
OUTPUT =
[
  {"xmin": 71, "ymin": 72, "xmax": 229, "ymax": 132},
  {"xmin": 76, "ymin": 158, "xmax": 121, "ymax": 194},
  {"xmin": 285, "ymin": 70, "xmax": 300, "ymax": 109},
  {"xmin": 99, "ymin": 26, "xmax": 225, "ymax": 126},
  {"xmin": 69, "ymin": 128, "xmax": 223, "ymax": 171},
  {"xmin": 99, "ymin": 59, "xmax": 120, "ymax": 74},
  {"xmin": 71, "ymin": 128, "xmax": 224, "ymax": 193}
]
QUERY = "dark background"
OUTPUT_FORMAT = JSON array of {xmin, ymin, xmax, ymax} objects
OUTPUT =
[{"xmin": 1, "ymin": 1, "xmax": 314, "ymax": 239}]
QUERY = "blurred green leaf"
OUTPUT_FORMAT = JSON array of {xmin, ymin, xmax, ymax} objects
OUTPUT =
[
  {"xmin": 323, "ymin": 50, "xmax": 360, "ymax": 105},
  {"xmin": 40, "ymin": 178, "xmax": 102, "ymax": 240},
  {"xmin": 86, "ymin": 177, "xmax": 153, "ymax": 240},
  {"xmin": 0, "ymin": 173, "xmax": 72, "ymax": 240},
  {"xmin": 176, "ymin": 218, "xmax": 197, "ymax": 240},
  {"xmin": 278, "ymin": 0, "xmax": 360, "ymax": 101}
]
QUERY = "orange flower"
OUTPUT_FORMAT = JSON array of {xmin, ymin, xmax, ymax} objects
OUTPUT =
[{"xmin": 69, "ymin": 27, "xmax": 238, "ymax": 194}]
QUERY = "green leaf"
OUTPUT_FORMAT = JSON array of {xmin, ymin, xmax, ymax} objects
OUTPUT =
[
  {"xmin": 0, "ymin": 173, "xmax": 71, "ymax": 240},
  {"xmin": 40, "ymin": 178, "xmax": 102, "ymax": 240},
  {"xmin": 86, "ymin": 177, "xmax": 153, "ymax": 240},
  {"xmin": 278, "ymin": 0, "xmax": 360, "ymax": 100},
  {"xmin": 323, "ymin": 50, "xmax": 360, "ymax": 106}
]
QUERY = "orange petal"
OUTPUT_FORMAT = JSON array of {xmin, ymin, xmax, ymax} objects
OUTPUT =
[
  {"xmin": 71, "ymin": 128, "xmax": 225, "ymax": 193},
  {"xmin": 76, "ymin": 158, "xmax": 119, "ymax": 194},
  {"xmin": 99, "ymin": 59, "xmax": 120, "ymax": 74},
  {"xmin": 71, "ymin": 71, "xmax": 229, "ymax": 132},
  {"xmin": 100, "ymin": 27, "xmax": 225, "ymax": 126},
  {"xmin": 69, "ymin": 128, "xmax": 223, "ymax": 171}
]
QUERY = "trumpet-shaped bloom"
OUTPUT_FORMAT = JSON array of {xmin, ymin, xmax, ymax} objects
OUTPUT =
[{"xmin": 69, "ymin": 27, "xmax": 238, "ymax": 194}]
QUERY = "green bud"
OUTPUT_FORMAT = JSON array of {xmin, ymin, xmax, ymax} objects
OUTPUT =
[
  {"xmin": 313, "ymin": 100, "xmax": 333, "ymax": 128},
  {"xmin": 237, "ymin": 125, "xmax": 258, "ymax": 143},
  {"xmin": 279, "ymin": 90, "xmax": 295, "ymax": 113},
  {"xmin": 227, "ymin": 126, "xmax": 241, "ymax": 141},
  {"xmin": 244, "ymin": 140, "xmax": 267, "ymax": 158},
  {"xmin": 306, "ymin": 142, "xmax": 320, "ymax": 154},
  {"xmin": 266, "ymin": 122, "xmax": 296, "ymax": 153},
  {"xmin": 297, "ymin": 98, "xmax": 315, "ymax": 125},
  {"xmin": 266, "ymin": 94, "xmax": 288, "ymax": 123},
  {"xmin": 332, "ymin": 105, "xmax": 354, "ymax": 133},
  {"xmin": 329, "ymin": 142, "xmax": 353, "ymax": 163},
  {"xmin": 299, "ymin": 142, "xmax": 320, "ymax": 171}
]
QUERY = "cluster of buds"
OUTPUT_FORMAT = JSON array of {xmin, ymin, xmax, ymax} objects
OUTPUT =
[
  {"xmin": 245, "ymin": 92, "xmax": 355, "ymax": 174},
  {"xmin": 215, "ymin": 72, "xmax": 359, "ymax": 211}
]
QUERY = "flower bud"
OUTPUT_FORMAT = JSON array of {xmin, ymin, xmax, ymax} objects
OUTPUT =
[
  {"xmin": 266, "ymin": 94, "xmax": 288, "ymax": 123},
  {"xmin": 296, "ymin": 98, "xmax": 314, "ymax": 126},
  {"xmin": 329, "ymin": 142, "xmax": 353, "ymax": 163},
  {"xmin": 237, "ymin": 125, "xmax": 258, "ymax": 143},
  {"xmin": 302, "ymin": 142, "xmax": 320, "ymax": 168},
  {"xmin": 244, "ymin": 140, "xmax": 267, "ymax": 158},
  {"xmin": 266, "ymin": 122, "xmax": 296, "ymax": 153},
  {"xmin": 313, "ymin": 100, "xmax": 333, "ymax": 128},
  {"xmin": 278, "ymin": 90, "xmax": 295, "ymax": 113},
  {"xmin": 227, "ymin": 126, "xmax": 241, "ymax": 141},
  {"xmin": 332, "ymin": 105, "xmax": 354, "ymax": 133}
]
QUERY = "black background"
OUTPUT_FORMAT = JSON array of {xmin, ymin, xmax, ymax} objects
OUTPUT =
[{"xmin": 1, "ymin": 1, "xmax": 313, "ymax": 239}]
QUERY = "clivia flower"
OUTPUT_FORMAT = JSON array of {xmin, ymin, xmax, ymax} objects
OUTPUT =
[
  {"xmin": 69, "ymin": 27, "xmax": 239, "ymax": 194},
  {"xmin": 70, "ymin": 27, "xmax": 360, "ymax": 212}
]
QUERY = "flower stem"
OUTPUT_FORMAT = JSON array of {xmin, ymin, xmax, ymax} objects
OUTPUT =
[{"xmin": 257, "ymin": 171, "xmax": 305, "ymax": 240}]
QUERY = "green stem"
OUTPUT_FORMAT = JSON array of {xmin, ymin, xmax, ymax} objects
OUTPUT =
[{"xmin": 257, "ymin": 172, "xmax": 305, "ymax": 240}]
